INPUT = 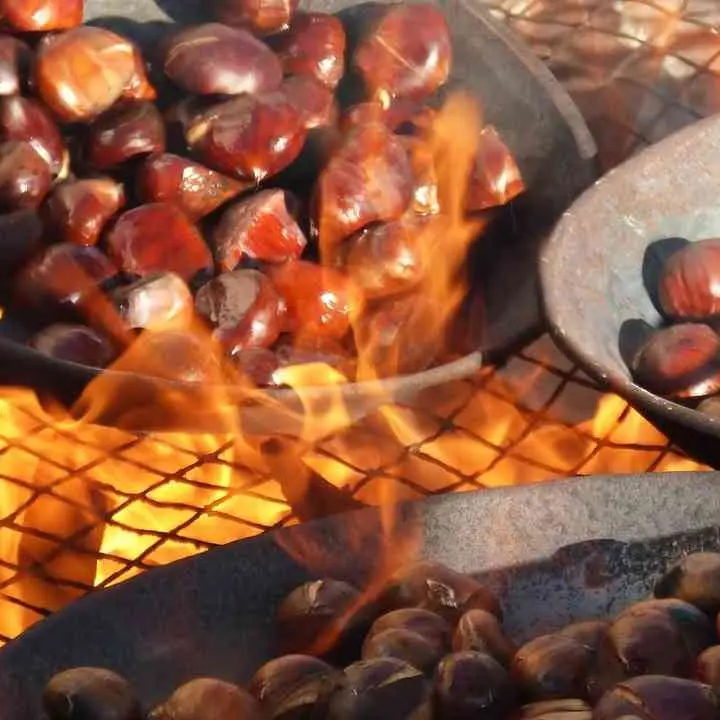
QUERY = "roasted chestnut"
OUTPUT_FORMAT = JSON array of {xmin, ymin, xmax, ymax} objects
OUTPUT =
[
  {"xmin": 269, "ymin": 12, "xmax": 346, "ymax": 89},
  {"xmin": 35, "ymin": 27, "xmax": 155, "ymax": 123},
  {"xmin": 314, "ymin": 123, "xmax": 413, "ymax": 255},
  {"xmin": 658, "ymin": 238, "xmax": 720, "ymax": 321},
  {"xmin": 0, "ymin": 140, "xmax": 52, "ymax": 211},
  {"xmin": 233, "ymin": 346, "xmax": 280, "ymax": 386},
  {"xmin": 365, "ymin": 609, "xmax": 451, "ymax": 652},
  {"xmin": 86, "ymin": 101, "xmax": 166, "ymax": 170},
  {"xmin": 43, "ymin": 666, "xmax": 141, "ymax": 720},
  {"xmin": 31, "ymin": 323, "xmax": 116, "ymax": 367},
  {"xmin": 212, "ymin": 189, "xmax": 307, "ymax": 270},
  {"xmin": 3, "ymin": 0, "xmax": 84, "ymax": 32},
  {"xmin": 0, "ymin": 96, "xmax": 67, "ymax": 178},
  {"xmin": 655, "ymin": 552, "xmax": 720, "ymax": 614},
  {"xmin": 556, "ymin": 620, "xmax": 609, "ymax": 650},
  {"xmin": 136, "ymin": 153, "xmax": 246, "ymax": 222},
  {"xmin": 0, "ymin": 35, "xmax": 31, "ymax": 96},
  {"xmin": 453, "ymin": 609, "xmax": 516, "ymax": 666},
  {"xmin": 697, "ymin": 645, "xmax": 720, "ymax": 694},
  {"xmin": 510, "ymin": 699, "xmax": 592, "ymax": 720},
  {"xmin": 0, "ymin": 209, "xmax": 44, "ymax": 284},
  {"xmin": 593, "ymin": 675, "xmax": 719, "ymax": 720},
  {"xmin": 327, "ymin": 658, "xmax": 431, "ymax": 720},
  {"xmin": 434, "ymin": 651, "xmax": 515, "ymax": 720},
  {"xmin": 352, "ymin": 3, "xmax": 452, "ymax": 105},
  {"xmin": 215, "ymin": 0, "xmax": 299, "ymax": 36},
  {"xmin": 186, "ymin": 92, "xmax": 307, "ymax": 182},
  {"xmin": 43, "ymin": 177, "xmax": 125, "ymax": 246},
  {"xmin": 280, "ymin": 75, "xmax": 337, "ymax": 130},
  {"xmin": 362, "ymin": 627, "xmax": 444, "ymax": 676},
  {"xmin": 629, "ymin": 323, "xmax": 720, "ymax": 398},
  {"xmin": 268, "ymin": 260, "xmax": 356, "ymax": 341},
  {"xmin": 249, "ymin": 654, "xmax": 339, "ymax": 719},
  {"xmin": 113, "ymin": 272, "xmax": 193, "ymax": 331},
  {"xmin": 151, "ymin": 677, "xmax": 262, "ymax": 720},
  {"xmin": 194, "ymin": 269, "xmax": 285, "ymax": 354},
  {"xmin": 163, "ymin": 23, "xmax": 282, "ymax": 97},
  {"xmin": 106, "ymin": 203, "xmax": 212, "ymax": 281}
]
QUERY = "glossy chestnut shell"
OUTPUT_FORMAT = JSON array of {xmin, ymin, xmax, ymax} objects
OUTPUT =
[
  {"xmin": 215, "ymin": 0, "xmax": 300, "ymax": 36},
  {"xmin": 151, "ymin": 677, "xmax": 262, "ymax": 720},
  {"xmin": 0, "ymin": 35, "xmax": 31, "ymax": 96},
  {"xmin": 366, "ymin": 608, "xmax": 451, "ymax": 652},
  {"xmin": 31, "ymin": 324, "xmax": 116, "ymax": 368},
  {"xmin": 362, "ymin": 627, "xmax": 445, "ymax": 676},
  {"xmin": 0, "ymin": 140, "xmax": 51, "ymax": 211},
  {"xmin": 697, "ymin": 645, "xmax": 720, "ymax": 695},
  {"xmin": 113, "ymin": 272, "xmax": 193, "ymax": 331},
  {"xmin": 163, "ymin": 23, "xmax": 282, "ymax": 97},
  {"xmin": 655, "ymin": 552, "xmax": 720, "ymax": 614},
  {"xmin": 3, "ymin": 0, "xmax": 84, "ymax": 32},
  {"xmin": 453, "ymin": 609, "xmax": 516, "ymax": 666}
]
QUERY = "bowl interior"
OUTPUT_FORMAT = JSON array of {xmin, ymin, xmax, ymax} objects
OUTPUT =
[{"xmin": 541, "ymin": 113, "xmax": 720, "ymax": 442}]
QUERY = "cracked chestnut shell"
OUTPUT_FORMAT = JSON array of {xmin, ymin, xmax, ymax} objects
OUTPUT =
[
  {"xmin": 0, "ymin": 35, "xmax": 31, "ymax": 96},
  {"xmin": 43, "ymin": 667, "xmax": 141, "ymax": 720},
  {"xmin": 3, "ymin": 0, "xmax": 84, "ymax": 32},
  {"xmin": 630, "ymin": 323, "xmax": 720, "ymax": 399},
  {"xmin": 453, "ymin": 610, "xmax": 516, "ymax": 667},
  {"xmin": 655, "ymin": 552, "xmax": 720, "ymax": 614},
  {"xmin": 215, "ymin": 0, "xmax": 299, "ymax": 36},
  {"xmin": 31, "ymin": 324, "xmax": 116, "ymax": 368},
  {"xmin": 0, "ymin": 141, "xmax": 51, "ymax": 211},
  {"xmin": 163, "ymin": 23, "xmax": 282, "ymax": 97},
  {"xmin": 151, "ymin": 678, "xmax": 262, "ymax": 720},
  {"xmin": 35, "ymin": 27, "xmax": 155, "ymax": 123}
]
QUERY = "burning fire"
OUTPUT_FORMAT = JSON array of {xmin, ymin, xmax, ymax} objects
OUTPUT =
[{"xmin": 0, "ymin": 94, "xmax": 707, "ymax": 645}]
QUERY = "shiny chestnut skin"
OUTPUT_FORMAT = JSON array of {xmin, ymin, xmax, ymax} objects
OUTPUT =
[
  {"xmin": 0, "ymin": 96, "xmax": 66, "ymax": 178},
  {"xmin": 137, "ymin": 153, "xmax": 246, "ymax": 222},
  {"xmin": 655, "ymin": 552, "xmax": 720, "ymax": 615},
  {"xmin": 510, "ymin": 699, "xmax": 592, "ymax": 720},
  {"xmin": 697, "ymin": 646, "xmax": 720, "ymax": 694},
  {"xmin": 0, "ymin": 141, "xmax": 51, "ymax": 211},
  {"xmin": 353, "ymin": 4, "xmax": 452, "ymax": 104},
  {"xmin": 213, "ymin": 189, "xmax": 307, "ymax": 270},
  {"xmin": 556, "ymin": 620, "xmax": 609, "ymax": 650},
  {"xmin": 658, "ymin": 238, "xmax": 720, "ymax": 321},
  {"xmin": 35, "ymin": 27, "xmax": 155, "ymax": 123},
  {"xmin": 629, "ymin": 323, "xmax": 720, "ymax": 399},
  {"xmin": 362, "ymin": 627, "xmax": 444, "ymax": 676},
  {"xmin": 0, "ymin": 35, "xmax": 31, "ymax": 96},
  {"xmin": 43, "ymin": 667, "xmax": 141, "ymax": 720},
  {"xmin": 106, "ymin": 203, "xmax": 212, "ymax": 281},
  {"xmin": 327, "ymin": 658, "xmax": 431, "ymax": 720},
  {"xmin": 151, "ymin": 677, "xmax": 262, "ymax": 720},
  {"xmin": 314, "ymin": 123, "xmax": 413, "ymax": 255},
  {"xmin": 3, "ymin": 0, "xmax": 84, "ymax": 32},
  {"xmin": 113, "ymin": 272, "xmax": 193, "ymax": 331},
  {"xmin": 163, "ymin": 23, "xmax": 282, "ymax": 97},
  {"xmin": 187, "ymin": 92, "xmax": 307, "ymax": 182},
  {"xmin": 366, "ymin": 608, "xmax": 451, "ymax": 652},
  {"xmin": 593, "ymin": 675, "xmax": 719, "ymax": 720},
  {"xmin": 269, "ymin": 260, "xmax": 356, "ymax": 341},
  {"xmin": 233, "ymin": 347, "xmax": 280, "ymax": 385},
  {"xmin": 215, "ymin": 0, "xmax": 299, "ymax": 36},
  {"xmin": 249, "ymin": 654, "xmax": 339, "ymax": 720},
  {"xmin": 281, "ymin": 75, "xmax": 337, "ymax": 130},
  {"xmin": 269, "ymin": 12, "xmax": 346, "ymax": 89},
  {"xmin": 31, "ymin": 324, "xmax": 116, "ymax": 368},
  {"xmin": 86, "ymin": 101, "xmax": 166, "ymax": 170},
  {"xmin": 453, "ymin": 610, "xmax": 516, "ymax": 667},
  {"xmin": 43, "ymin": 177, "xmax": 125, "ymax": 247},
  {"xmin": 434, "ymin": 651, "xmax": 515, "ymax": 720},
  {"xmin": 195, "ymin": 270, "xmax": 285, "ymax": 355}
]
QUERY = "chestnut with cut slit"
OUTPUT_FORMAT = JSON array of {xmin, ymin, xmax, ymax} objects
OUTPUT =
[
  {"xmin": 281, "ymin": 75, "xmax": 337, "ymax": 130},
  {"xmin": 453, "ymin": 610, "xmax": 516, "ymax": 666}
]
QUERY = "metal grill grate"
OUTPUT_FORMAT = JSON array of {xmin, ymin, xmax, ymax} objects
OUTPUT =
[{"xmin": 0, "ymin": 0, "xmax": 717, "ymax": 645}]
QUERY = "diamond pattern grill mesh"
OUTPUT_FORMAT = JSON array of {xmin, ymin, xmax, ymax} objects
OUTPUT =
[{"xmin": 0, "ymin": 0, "xmax": 717, "ymax": 644}]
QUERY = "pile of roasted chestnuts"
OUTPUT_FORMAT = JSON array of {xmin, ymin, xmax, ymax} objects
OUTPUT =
[
  {"xmin": 0, "ymin": 0, "xmax": 524, "ymax": 386},
  {"xmin": 41, "ymin": 552, "xmax": 720, "ymax": 719}
]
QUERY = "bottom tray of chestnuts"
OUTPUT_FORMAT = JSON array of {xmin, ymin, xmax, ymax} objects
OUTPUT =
[{"xmin": 40, "ymin": 552, "xmax": 720, "ymax": 719}]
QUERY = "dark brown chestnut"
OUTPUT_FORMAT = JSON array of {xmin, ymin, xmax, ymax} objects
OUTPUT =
[
  {"xmin": 362, "ymin": 627, "xmax": 444, "ymax": 676},
  {"xmin": 0, "ymin": 141, "xmax": 51, "ymax": 211},
  {"xmin": 0, "ymin": 35, "xmax": 31, "ymax": 96},
  {"xmin": 697, "ymin": 646, "xmax": 720, "ymax": 695},
  {"xmin": 0, "ymin": 96, "xmax": 66, "ymax": 179},
  {"xmin": 0, "ymin": 209, "xmax": 44, "ymax": 285},
  {"xmin": 136, "ymin": 153, "xmax": 246, "ymax": 222},
  {"xmin": 233, "ymin": 347, "xmax": 280, "ymax": 386},
  {"xmin": 510, "ymin": 699, "xmax": 592, "ymax": 720},
  {"xmin": 194, "ymin": 269, "xmax": 285, "ymax": 355},
  {"xmin": 466, "ymin": 126, "xmax": 524, "ymax": 212},
  {"xmin": 366, "ymin": 608, "xmax": 451, "ymax": 652},
  {"xmin": 353, "ymin": 4, "xmax": 452, "ymax": 105},
  {"xmin": 86, "ymin": 101, "xmax": 166, "ymax": 170},
  {"xmin": 113, "ymin": 272, "xmax": 193, "ymax": 331},
  {"xmin": 556, "ymin": 620, "xmax": 609, "ymax": 650},
  {"xmin": 43, "ymin": 177, "xmax": 125, "ymax": 246},
  {"xmin": 593, "ymin": 675, "xmax": 719, "ymax": 720},
  {"xmin": 106, "ymin": 203, "xmax": 212, "ymax": 281},
  {"xmin": 658, "ymin": 238, "xmax": 720, "ymax": 321},
  {"xmin": 186, "ymin": 92, "xmax": 307, "ymax": 182},
  {"xmin": 269, "ymin": 260, "xmax": 357, "ymax": 341},
  {"xmin": 43, "ymin": 666, "xmax": 141, "ymax": 720},
  {"xmin": 327, "ymin": 658, "xmax": 431, "ymax": 720},
  {"xmin": 629, "ymin": 323, "xmax": 720, "ymax": 398},
  {"xmin": 434, "ymin": 651, "xmax": 515, "ymax": 720},
  {"xmin": 212, "ymin": 189, "xmax": 307, "ymax": 270},
  {"xmin": 215, "ymin": 0, "xmax": 299, "ymax": 36},
  {"xmin": 280, "ymin": 75, "xmax": 337, "ymax": 130},
  {"xmin": 31, "ymin": 324, "xmax": 116, "ymax": 368},
  {"xmin": 35, "ymin": 27, "xmax": 155, "ymax": 123},
  {"xmin": 314, "ymin": 123, "xmax": 413, "ymax": 255},
  {"xmin": 655, "ymin": 552, "xmax": 720, "ymax": 614},
  {"xmin": 151, "ymin": 677, "xmax": 262, "ymax": 720},
  {"xmin": 163, "ymin": 23, "xmax": 282, "ymax": 97},
  {"xmin": 3, "ymin": 0, "xmax": 84, "ymax": 32},
  {"xmin": 453, "ymin": 610, "xmax": 516, "ymax": 667},
  {"xmin": 249, "ymin": 654, "xmax": 339, "ymax": 720},
  {"xmin": 269, "ymin": 12, "xmax": 346, "ymax": 89}
]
